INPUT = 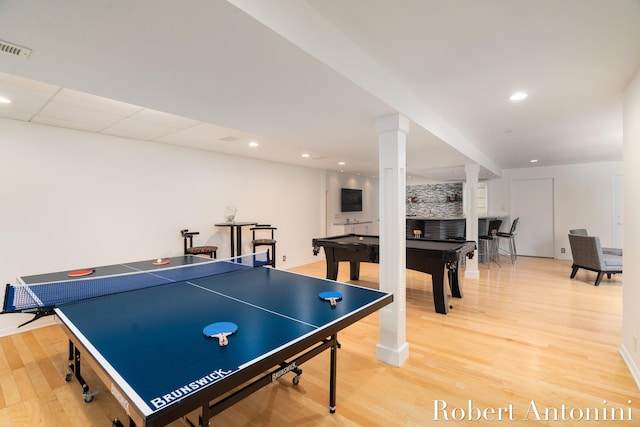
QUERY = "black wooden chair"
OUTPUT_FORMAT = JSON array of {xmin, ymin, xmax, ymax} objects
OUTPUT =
[
  {"xmin": 181, "ymin": 229, "xmax": 218, "ymax": 258},
  {"xmin": 251, "ymin": 225, "xmax": 277, "ymax": 267}
]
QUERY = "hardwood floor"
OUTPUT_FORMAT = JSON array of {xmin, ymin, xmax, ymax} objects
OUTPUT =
[{"xmin": 0, "ymin": 256, "xmax": 637, "ymax": 426}]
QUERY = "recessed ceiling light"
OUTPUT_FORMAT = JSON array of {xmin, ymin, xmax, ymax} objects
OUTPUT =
[
  {"xmin": 248, "ymin": 141, "xmax": 259, "ymax": 147},
  {"xmin": 338, "ymin": 161, "xmax": 345, "ymax": 166},
  {"xmin": 509, "ymin": 92, "xmax": 528, "ymax": 101},
  {"xmin": 0, "ymin": 96, "xmax": 12, "ymax": 104},
  {"xmin": 530, "ymin": 159, "xmax": 538, "ymax": 163},
  {"xmin": 301, "ymin": 153, "xmax": 310, "ymax": 158}
]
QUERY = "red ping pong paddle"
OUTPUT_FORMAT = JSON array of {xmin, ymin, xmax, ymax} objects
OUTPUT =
[
  {"xmin": 319, "ymin": 291, "xmax": 343, "ymax": 307},
  {"xmin": 152, "ymin": 258, "xmax": 170, "ymax": 265},
  {"xmin": 203, "ymin": 322, "xmax": 238, "ymax": 346},
  {"xmin": 68, "ymin": 268, "xmax": 95, "ymax": 278}
]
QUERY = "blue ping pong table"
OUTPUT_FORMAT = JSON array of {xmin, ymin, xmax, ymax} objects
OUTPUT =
[{"xmin": 3, "ymin": 252, "xmax": 392, "ymax": 426}]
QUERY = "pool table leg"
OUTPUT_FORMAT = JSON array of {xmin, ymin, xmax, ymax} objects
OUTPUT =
[
  {"xmin": 349, "ymin": 261, "xmax": 360, "ymax": 280},
  {"xmin": 431, "ymin": 268, "xmax": 449, "ymax": 314},
  {"xmin": 326, "ymin": 261, "xmax": 339, "ymax": 280},
  {"xmin": 324, "ymin": 258, "xmax": 361, "ymax": 281},
  {"xmin": 448, "ymin": 261, "xmax": 463, "ymax": 298}
]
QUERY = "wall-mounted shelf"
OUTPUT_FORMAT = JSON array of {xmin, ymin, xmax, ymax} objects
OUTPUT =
[{"xmin": 333, "ymin": 220, "xmax": 373, "ymax": 225}]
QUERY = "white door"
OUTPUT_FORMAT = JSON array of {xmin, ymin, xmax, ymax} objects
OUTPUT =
[{"xmin": 510, "ymin": 178, "xmax": 554, "ymax": 257}]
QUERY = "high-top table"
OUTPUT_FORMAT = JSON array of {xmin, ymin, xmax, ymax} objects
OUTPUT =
[{"xmin": 214, "ymin": 221, "xmax": 257, "ymax": 257}]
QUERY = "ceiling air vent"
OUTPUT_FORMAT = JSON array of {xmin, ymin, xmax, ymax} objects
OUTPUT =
[{"xmin": 0, "ymin": 40, "xmax": 32, "ymax": 59}]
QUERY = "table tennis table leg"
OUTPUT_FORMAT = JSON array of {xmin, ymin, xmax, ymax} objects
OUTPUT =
[
  {"xmin": 201, "ymin": 404, "xmax": 210, "ymax": 427},
  {"xmin": 65, "ymin": 339, "xmax": 97, "ymax": 403},
  {"xmin": 329, "ymin": 333, "xmax": 338, "ymax": 413},
  {"xmin": 183, "ymin": 405, "xmax": 210, "ymax": 427},
  {"xmin": 112, "ymin": 417, "xmax": 135, "ymax": 427}
]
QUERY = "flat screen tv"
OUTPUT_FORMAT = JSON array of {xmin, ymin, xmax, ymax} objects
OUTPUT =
[{"xmin": 341, "ymin": 188, "xmax": 362, "ymax": 212}]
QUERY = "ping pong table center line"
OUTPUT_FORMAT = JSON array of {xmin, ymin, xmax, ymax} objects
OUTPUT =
[{"xmin": 185, "ymin": 281, "xmax": 322, "ymax": 329}]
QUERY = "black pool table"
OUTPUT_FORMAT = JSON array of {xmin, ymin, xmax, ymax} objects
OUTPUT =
[{"xmin": 312, "ymin": 234, "xmax": 476, "ymax": 314}]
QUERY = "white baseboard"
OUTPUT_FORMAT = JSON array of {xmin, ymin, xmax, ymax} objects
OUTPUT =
[
  {"xmin": 464, "ymin": 269, "xmax": 480, "ymax": 279},
  {"xmin": 0, "ymin": 315, "xmax": 56, "ymax": 338},
  {"xmin": 619, "ymin": 343, "xmax": 640, "ymax": 391}
]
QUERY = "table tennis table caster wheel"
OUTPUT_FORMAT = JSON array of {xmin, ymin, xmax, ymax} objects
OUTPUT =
[
  {"xmin": 292, "ymin": 367, "xmax": 302, "ymax": 385},
  {"xmin": 82, "ymin": 390, "xmax": 98, "ymax": 403},
  {"xmin": 65, "ymin": 371, "xmax": 72, "ymax": 382}
]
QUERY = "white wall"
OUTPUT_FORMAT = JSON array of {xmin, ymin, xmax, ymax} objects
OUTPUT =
[
  {"xmin": 487, "ymin": 161, "xmax": 623, "ymax": 260},
  {"xmin": 621, "ymin": 67, "xmax": 640, "ymax": 388},
  {"xmin": 325, "ymin": 171, "xmax": 379, "ymax": 235},
  {"xmin": 0, "ymin": 118, "xmax": 325, "ymax": 335}
]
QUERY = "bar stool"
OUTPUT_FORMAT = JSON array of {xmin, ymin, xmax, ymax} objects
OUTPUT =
[
  {"xmin": 478, "ymin": 219, "xmax": 502, "ymax": 266},
  {"xmin": 181, "ymin": 229, "xmax": 218, "ymax": 258},
  {"xmin": 413, "ymin": 229, "xmax": 422, "ymax": 238},
  {"xmin": 497, "ymin": 217, "xmax": 519, "ymax": 264},
  {"xmin": 251, "ymin": 225, "xmax": 277, "ymax": 267}
]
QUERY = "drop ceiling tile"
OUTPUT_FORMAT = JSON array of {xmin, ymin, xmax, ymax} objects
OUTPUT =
[
  {"xmin": 32, "ymin": 88, "xmax": 143, "ymax": 132},
  {"xmin": 101, "ymin": 116, "xmax": 186, "ymax": 141},
  {"xmin": 53, "ymin": 88, "xmax": 142, "ymax": 116},
  {"xmin": 127, "ymin": 108, "xmax": 201, "ymax": 129},
  {"xmin": 155, "ymin": 122, "xmax": 247, "ymax": 147},
  {"xmin": 100, "ymin": 108, "xmax": 202, "ymax": 140}
]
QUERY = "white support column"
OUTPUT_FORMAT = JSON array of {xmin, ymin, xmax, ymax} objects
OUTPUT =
[
  {"xmin": 375, "ymin": 113, "xmax": 410, "ymax": 367},
  {"xmin": 464, "ymin": 163, "xmax": 480, "ymax": 279}
]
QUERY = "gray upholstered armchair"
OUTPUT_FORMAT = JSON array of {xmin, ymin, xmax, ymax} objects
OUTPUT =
[
  {"xmin": 569, "ymin": 229, "xmax": 622, "ymax": 256},
  {"xmin": 568, "ymin": 233, "xmax": 622, "ymax": 286}
]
